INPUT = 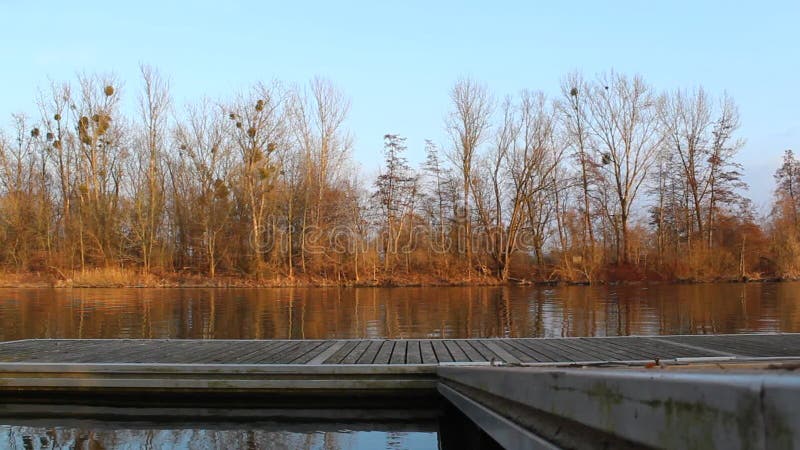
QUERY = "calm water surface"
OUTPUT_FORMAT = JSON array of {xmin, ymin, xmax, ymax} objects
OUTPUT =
[
  {"xmin": 0, "ymin": 422, "xmax": 439, "ymax": 450},
  {"xmin": 1, "ymin": 283, "xmax": 799, "ymax": 340},
  {"xmin": 2, "ymin": 284, "xmax": 796, "ymax": 449}
]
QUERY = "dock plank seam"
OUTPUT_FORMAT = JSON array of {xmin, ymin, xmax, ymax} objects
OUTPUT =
[
  {"xmin": 647, "ymin": 337, "xmax": 743, "ymax": 358},
  {"xmin": 307, "ymin": 341, "xmax": 348, "ymax": 365},
  {"xmin": 482, "ymin": 341, "xmax": 520, "ymax": 364}
]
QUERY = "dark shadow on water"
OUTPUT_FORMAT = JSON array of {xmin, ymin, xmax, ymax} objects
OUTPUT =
[{"xmin": 0, "ymin": 403, "xmax": 502, "ymax": 450}]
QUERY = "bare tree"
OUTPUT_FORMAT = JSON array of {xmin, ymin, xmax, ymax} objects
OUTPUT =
[
  {"xmin": 0, "ymin": 115, "xmax": 52, "ymax": 269},
  {"xmin": 658, "ymin": 87, "xmax": 714, "ymax": 244},
  {"xmin": 227, "ymin": 82, "xmax": 287, "ymax": 276},
  {"xmin": 446, "ymin": 78, "xmax": 493, "ymax": 276},
  {"xmin": 471, "ymin": 92, "xmax": 562, "ymax": 280},
  {"xmin": 287, "ymin": 78, "xmax": 352, "ymax": 275},
  {"xmin": 130, "ymin": 65, "xmax": 169, "ymax": 273},
  {"xmin": 72, "ymin": 74, "xmax": 126, "ymax": 270},
  {"xmin": 473, "ymin": 96, "xmax": 516, "ymax": 278},
  {"xmin": 0, "ymin": 68, "xmax": 768, "ymax": 284},
  {"xmin": 506, "ymin": 92, "xmax": 562, "ymax": 279},
  {"xmin": 309, "ymin": 78, "xmax": 352, "ymax": 222},
  {"xmin": 38, "ymin": 82, "xmax": 76, "ymax": 269},
  {"xmin": 584, "ymin": 72, "xmax": 661, "ymax": 263},
  {"xmin": 173, "ymin": 100, "xmax": 232, "ymax": 278},
  {"xmin": 560, "ymin": 72, "xmax": 596, "ymax": 260}
]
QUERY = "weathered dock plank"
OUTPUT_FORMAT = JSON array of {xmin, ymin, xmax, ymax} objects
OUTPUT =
[
  {"xmin": 464, "ymin": 340, "xmax": 497, "ymax": 361},
  {"xmin": 306, "ymin": 340, "xmax": 348, "ymax": 365},
  {"xmin": 1, "ymin": 334, "xmax": 798, "ymax": 367},
  {"xmin": 660, "ymin": 334, "xmax": 800, "ymax": 358},
  {"xmin": 374, "ymin": 340, "xmax": 395, "ymax": 364},
  {"xmin": 229, "ymin": 340, "xmax": 290, "ymax": 364},
  {"xmin": 0, "ymin": 334, "xmax": 796, "ymax": 400},
  {"xmin": 552, "ymin": 338, "xmax": 625, "ymax": 361},
  {"xmin": 430, "ymin": 340, "xmax": 452, "ymax": 363},
  {"xmin": 575, "ymin": 337, "xmax": 650, "ymax": 360},
  {"xmin": 505, "ymin": 339, "xmax": 557, "ymax": 362},
  {"xmin": 521, "ymin": 339, "xmax": 601, "ymax": 362},
  {"xmin": 420, "ymin": 340, "xmax": 438, "ymax": 364},
  {"xmin": 356, "ymin": 340, "xmax": 383, "ymax": 364},
  {"xmin": 390, "ymin": 340, "xmax": 407, "ymax": 364},
  {"xmin": 338, "ymin": 340, "xmax": 371, "ymax": 364},
  {"xmin": 454, "ymin": 340, "xmax": 485, "ymax": 362},
  {"xmin": 482, "ymin": 341, "xmax": 521, "ymax": 364},
  {"xmin": 405, "ymin": 340, "xmax": 422, "ymax": 364},
  {"xmin": 443, "ymin": 340, "xmax": 468, "ymax": 362}
]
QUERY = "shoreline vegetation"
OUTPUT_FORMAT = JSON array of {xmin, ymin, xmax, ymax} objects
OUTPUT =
[
  {"xmin": 2, "ymin": 67, "xmax": 800, "ymax": 287},
  {"xmin": 0, "ymin": 267, "xmax": 788, "ymax": 289}
]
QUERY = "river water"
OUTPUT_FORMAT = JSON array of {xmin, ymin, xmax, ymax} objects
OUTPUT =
[
  {"xmin": 0, "ymin": 283, "xmax": 798, "ymax": 341},
  {"xmin": 1, "ymin": 283, "xmax": 797, "ymax": 449},
  {"xmin": 0, "ymin": 422, "xmax": 442, "ymax": 450}
]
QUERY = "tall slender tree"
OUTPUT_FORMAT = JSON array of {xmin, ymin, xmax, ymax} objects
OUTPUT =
[{"xmin": 446, "ymin": 78, "xmax": 493, "ymax": 276}]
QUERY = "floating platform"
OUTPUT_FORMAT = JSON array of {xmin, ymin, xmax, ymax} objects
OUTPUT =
[
  {"xmin": 0, "ymin": 333, "xmax": 798, "ymax": 395},
  {"xmin": 2, "ymin": 333, "xmax": 800, "ymax": 365},
  {"xmin": 1, "ymin": 334, "xmax": 799, "ymax": 449}
]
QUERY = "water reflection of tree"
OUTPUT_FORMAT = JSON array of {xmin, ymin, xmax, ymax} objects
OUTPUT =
[
  {"xmin": 0, "ymin": 425, "xmax": 376, "ymax": 450},
  {"xmin": 1, "ymin": 285, "xmax": 800, "ymax": 341}
]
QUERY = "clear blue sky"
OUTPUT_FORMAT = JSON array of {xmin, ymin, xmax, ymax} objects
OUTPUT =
[{"xmin": 1, "ymin": 0, "xmax": 798, "ymax": 208}]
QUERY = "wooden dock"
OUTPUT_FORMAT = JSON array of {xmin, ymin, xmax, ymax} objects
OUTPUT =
[
  {"xmin": 0, "ymin": 333, "xmax": 797, "ymax": 399},
  {"xmin": 2, "ymin": 333, "xmax": 799, "ymax": 366},
  {"xmin": 1, "ymin": 334, "xmax": 799, "ymax": 448}
]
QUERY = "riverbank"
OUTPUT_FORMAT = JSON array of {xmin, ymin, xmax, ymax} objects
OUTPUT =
[
  {"xmin": 0, "ymin": 268, "xmax": 506, "ymax": 289},
  {"xmin": 0, "ymin": 267, "xmax": 788, "ymax": 288}
]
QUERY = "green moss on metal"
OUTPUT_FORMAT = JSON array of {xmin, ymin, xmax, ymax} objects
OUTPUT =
[{"xmin": 548, "ymin": 380, "xmax": 765, "ymax": 450}]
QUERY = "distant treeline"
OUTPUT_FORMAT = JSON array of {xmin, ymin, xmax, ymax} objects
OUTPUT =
[{"xmin": 0, "ymin": 66, "xmax": 797, "ymax": 285}]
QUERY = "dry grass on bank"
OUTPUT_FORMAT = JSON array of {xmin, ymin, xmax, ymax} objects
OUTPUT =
[
  {"xmin": 64, "ymin": 267, "xmax": 159, "ymax": 288},
  {"xmin": 0, "ymin": 272, "xmax": 53, "ymax": 288},
  {"xmin": 0, "ymin": 266, "xmax": 785, "ymax": 289}
]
